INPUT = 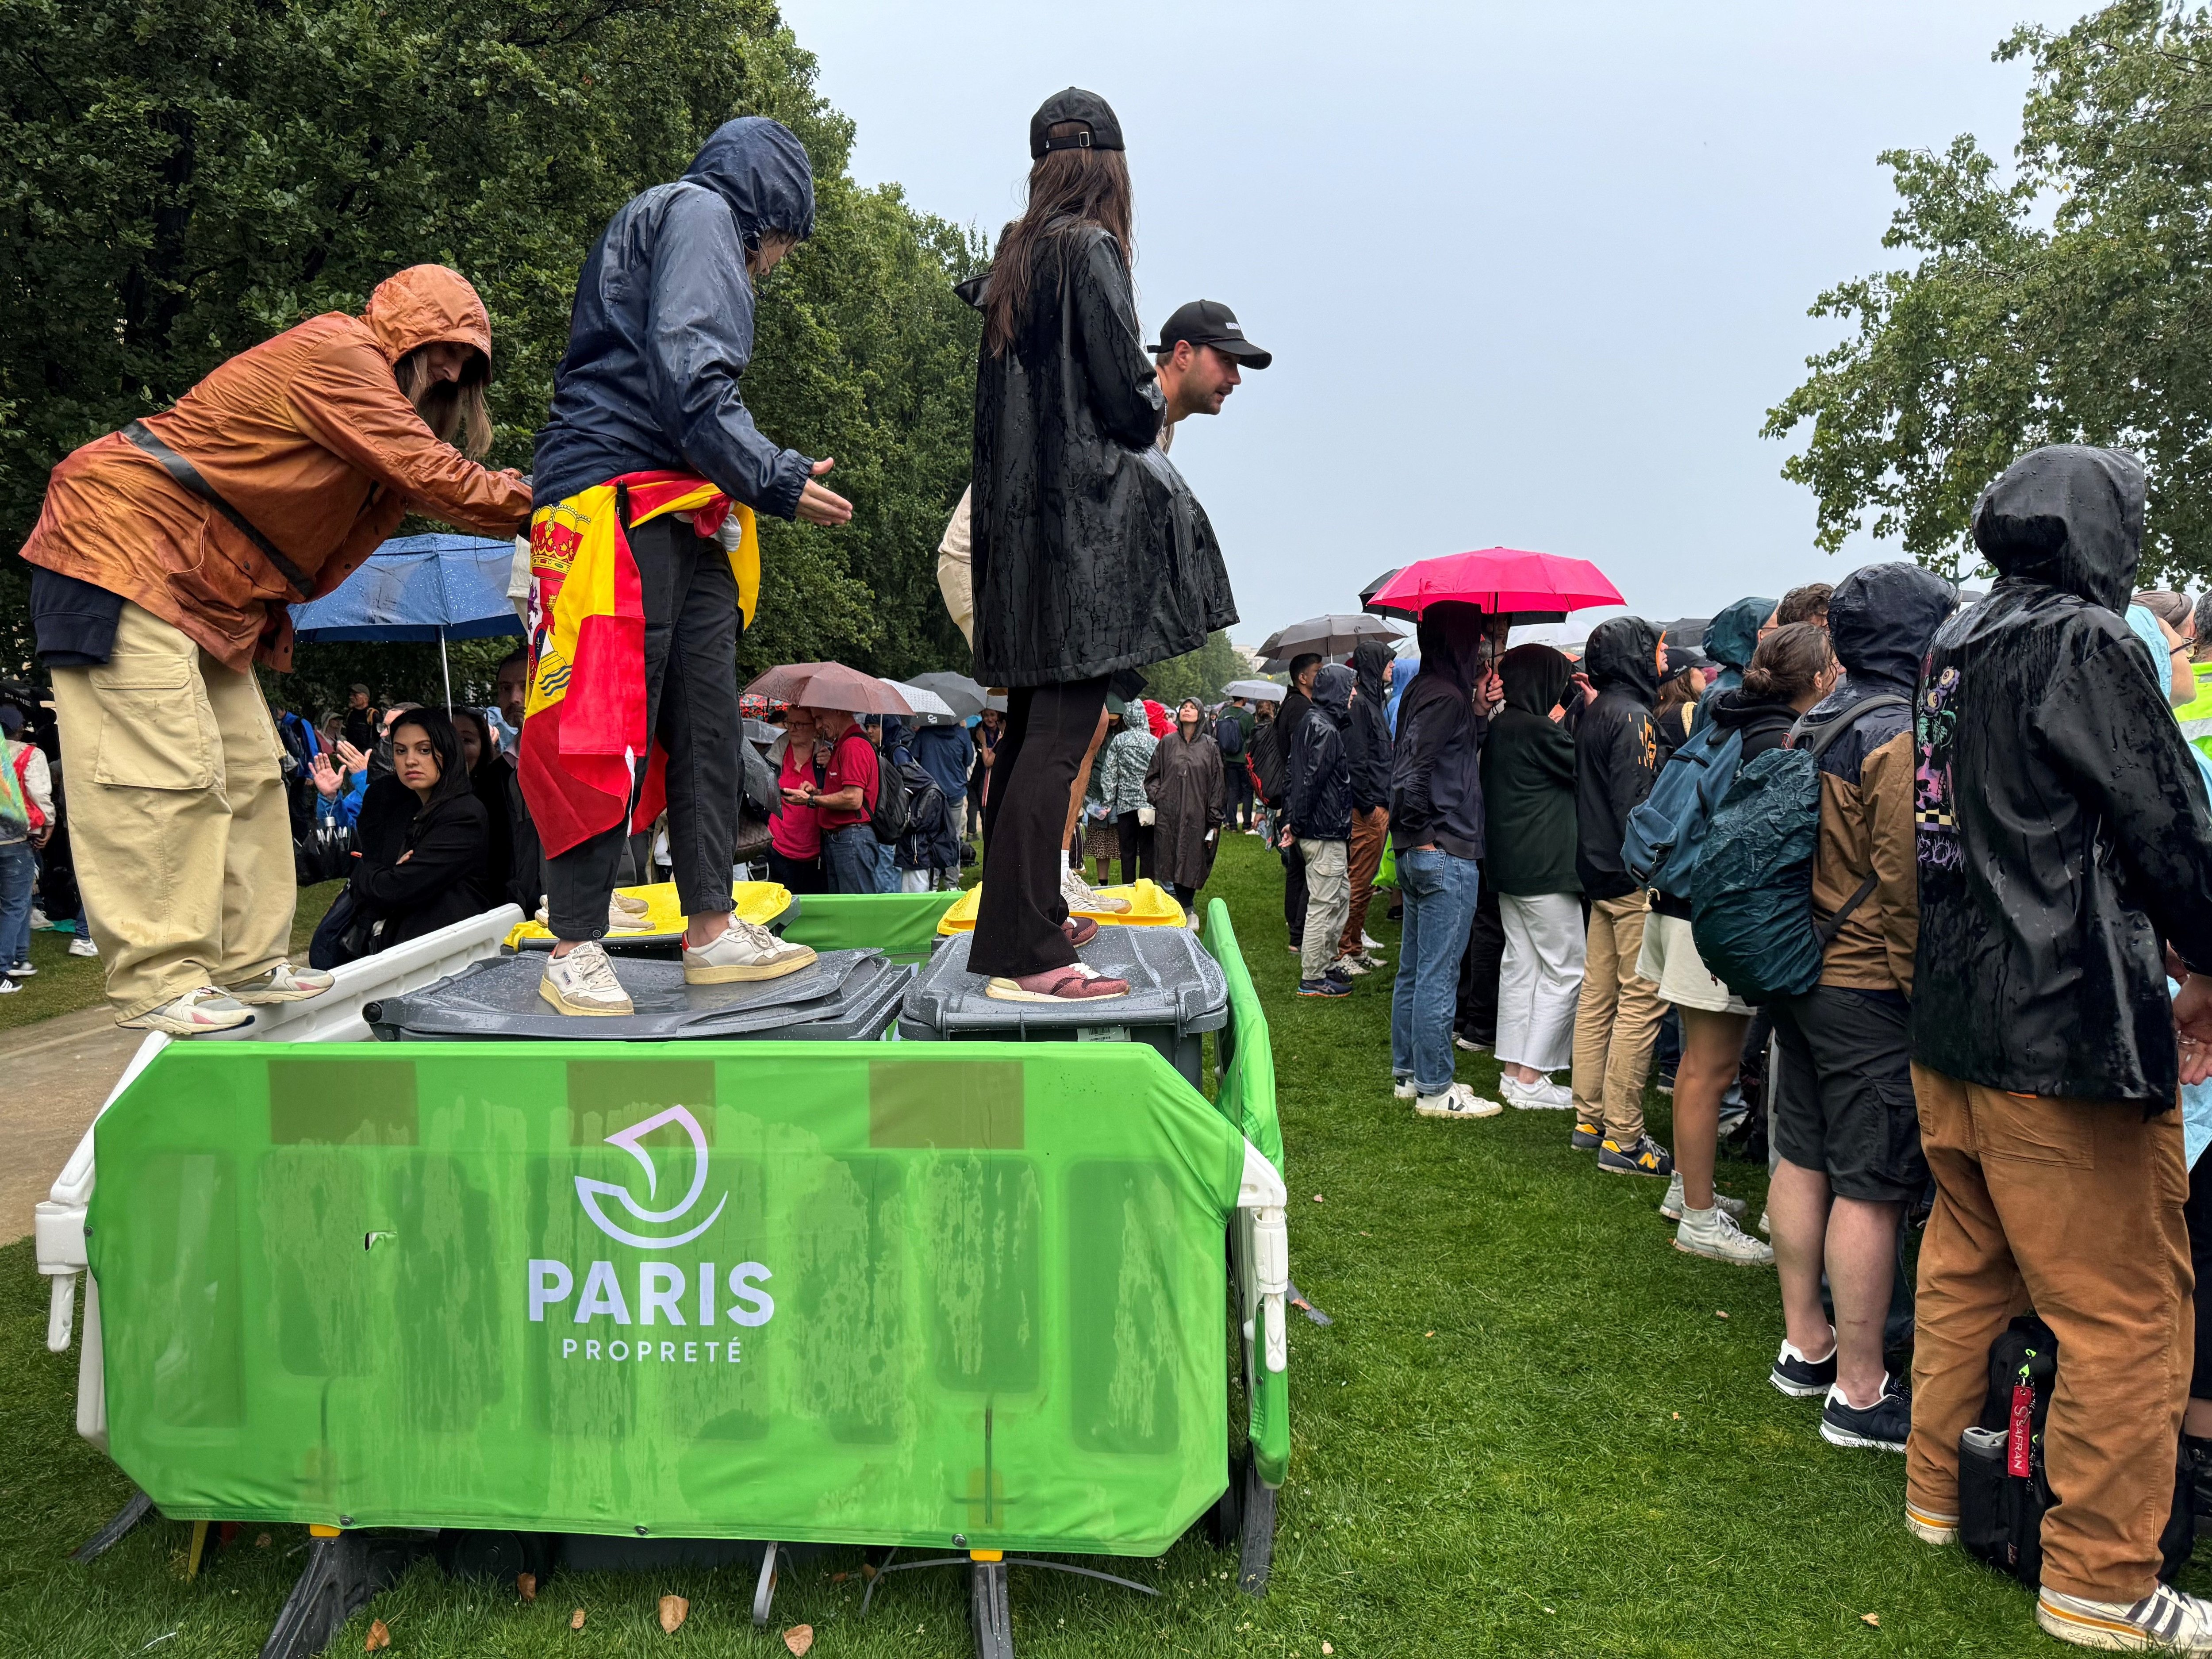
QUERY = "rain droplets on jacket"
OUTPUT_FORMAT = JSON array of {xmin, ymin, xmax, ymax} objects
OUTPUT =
[
  {"xmin": 533, "ymin": 118, "xmax": 818, "ymax": 515},
  {"xmin": 1914, "ymin": 444, "xmax": 2212, "ymax": 1104}
]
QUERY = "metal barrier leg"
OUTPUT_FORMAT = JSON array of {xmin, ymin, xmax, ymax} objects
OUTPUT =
[
  {"xmin": 751, "ymin": 1540, "xmax": 780, "ymax": 1628},
  {"xmin": 969, "ymin": 1558, "xmax": 1014, "ymax": 1659}
]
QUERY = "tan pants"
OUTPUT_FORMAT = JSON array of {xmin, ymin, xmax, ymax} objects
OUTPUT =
[
  {"xmin": 1339, "ymin": 806, "xmax": 1388, "ymax": 960},
  {"xmin": 1570, "ymin": 894, "xmax": 1663, "ymax": 1141},
  {"xmin": 1907, "ymin": 1065, "xmax": 2191, "ymax": 1602},
  {"xmin": 1298, "ymin": 837, "xmax": 1350, "ymax": 983},
  {"xmin": 50, "ymin": 602, "xmax": 294, "ymax": 1019}
]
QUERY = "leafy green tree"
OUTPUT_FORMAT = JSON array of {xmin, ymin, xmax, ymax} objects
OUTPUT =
[
  {"xmin": 1765, "ymin": 0, "xmax": 2212, "ymax": 582},
  {"xmin": 1143, "ymin": 630, "xmax": 1240, "ymax": 708},
  {"xmin": 0, "ymin": 0, "xmax": 980, "ymax": 696}
]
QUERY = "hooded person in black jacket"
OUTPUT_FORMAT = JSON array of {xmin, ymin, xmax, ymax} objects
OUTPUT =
[
  {"xmin": 1387, "ymin": 603, "xmax": 1502, "ymax": 1119},
  {"xmin": 968, "ymin": 91, "xmax": 1234, "ymax": 1003},
  {"xmin": 1273, "ymin": 653, "xmax": 1323, "ymax": 948},
  {"xmin": 1906, "ymin": 447, "xmax": 2212, "ymax": 1640},
  {"xmin": 1568, "ymin": 616, "xmax": 1670, "ymax": 1166},
  {"xmin": 1288, "ymin": 664, "xmax": 1356, "ymax": 994},
  {"xmin": 1340, "ymin": 638, "xmax": 1396, "ymax": 972}
]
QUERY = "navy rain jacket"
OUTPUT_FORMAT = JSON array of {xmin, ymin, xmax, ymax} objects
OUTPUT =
[
  {"xmin": 533, "ymin": 118, "xmax": 818, "ymax": 515},
  {"xmin": 1288, "ymin": 664, "xmax": 1355, "ymax": 841}
]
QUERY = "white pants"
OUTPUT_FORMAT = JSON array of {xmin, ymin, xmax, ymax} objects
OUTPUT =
[
  {"xmin": 1497, "ymin": 891, "xmax": 1586, "ymax": 1072},
  {"xmin": 899, "ymin": 868, "xmax": 933, "ymax": 893}
]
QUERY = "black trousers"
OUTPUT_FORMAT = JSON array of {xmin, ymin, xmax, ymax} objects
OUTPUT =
[
  {"xmin": 972, "ymin": 677, "xmax": 1108, "ymax": 978},
  {"xmin": 2189, "ymin": 1154, "xmax": 2212, "ymax": 1400},
  {"xmin": 543, "ymin": 514, "xmax": 741, "ymax": 940},
  {"xmin": 1454, "ymin": 860, "xmax": 1505, "ymax": 1043},
  {"xmin": 1226, "ymin": 763, "xmax": 1254, "ymax": 830},
  {"xmin": 1283, "ymin": 842, "xmax": 1307, "ymax": 949},
  {"xmin": 767, "ymin": 846, "xmax": 825, "ymax": 896},
  {"xmin": 1115, "ymin": 810, "xmax": 1153, "ymax": 887}
]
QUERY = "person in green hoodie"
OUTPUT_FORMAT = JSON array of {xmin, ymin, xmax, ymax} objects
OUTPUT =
[
  {"xmin": 1481, "ymin": 645, "xmax": 1582, "ymax": 1108},
  {"xmin": 1689, "ymin": 595, "xmax": 1777, "ymax": 733}
]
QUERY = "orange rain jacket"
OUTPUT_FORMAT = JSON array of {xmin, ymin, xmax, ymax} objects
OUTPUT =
[{"xmin": 19, "ymin": 265, "xmax": 534, "ymax": 673}]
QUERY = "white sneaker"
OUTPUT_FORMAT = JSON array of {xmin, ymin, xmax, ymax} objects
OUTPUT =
[
  {"xmin": 1331, "ymin": 953, "xmax": 1369, "ymax": 978},
  {"xmin": 0, "ymin": 978, "xmax": 16, "ymax": 995},
  {"xmin": 225, "ymin": 962, "xmax": 335, "ymax": 1005},
  {"xmin": 1392, "ymin": 1077, "xmax": 1416, "ymax": 1101},
  {"xmin": 27, "ymin": 907, "xmax": 48, "ymax": 931},
  {"xmin": 1904, "ymin": 1502, "xmax": 1959, "ymax": 1547},
  {"xmin": 1360, "ymin": 930, "xmax": 1383, "ymax": 950},
  {"xmin": 539, "ymin": 941, "xmax": 634, "ymax": 1016},
  {"xmin": 682, "ymin": 918, "xmax": 816, "ymax": 984},
  {"xmin": 68, "ymin": 934, "xmax": 98, "ymax": 958},
  {"xmin": 1499, "ymin": 1075, "xmax": 1575, "ymax": 1110},
  {"xmin": 1415, "ymin": 1083, "xmax": 1503, "ymax": 1121},
  {"xmin": 1061, "ymin": 865, "xmax": 1130, "ymax": 914},
  {"xmin": 121, "ymin": 987, "xmax": 253, "ymax": 1035},
  {"xmin": 1658, "ymin": 1171, "xmax": 1748, "ymax": 1222},
  {"xmin": 2038, "ymin": 1582, "xmax": 2212, "ymax": 1652},
  {"xmin": 1674, "ymin": 1204, "xmax": 1775, "ymax": 1265},
  {"xmin": 1757, "ymin": 1206, "xmax": 1771, "ymax": 1237}
]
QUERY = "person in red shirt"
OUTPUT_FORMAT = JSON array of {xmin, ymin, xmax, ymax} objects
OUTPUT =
[
  {"xmin": 789, "ymin": 705, "xmax": 880, "ymax": 893},
  {"xmin": 768, "ymin": 708, "xmax": 827, "ymax": 893}
]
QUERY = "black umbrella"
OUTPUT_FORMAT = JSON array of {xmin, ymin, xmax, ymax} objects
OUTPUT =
[{"xmin": 906, "ymin": 671, "xmax": 987, "ymax": 719}]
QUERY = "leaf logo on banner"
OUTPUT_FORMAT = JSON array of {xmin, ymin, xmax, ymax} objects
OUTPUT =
[{"xmin": 574, "ymin": 1105, "xmax": 727, "ymax": 1249}]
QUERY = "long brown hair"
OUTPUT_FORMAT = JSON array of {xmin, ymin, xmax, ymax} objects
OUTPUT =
[
  {"xmin": 1743, "ymin": 622, "xmax": 1836, "ymax": 703},
  {"xmin": 394, "ymin": 345, "xmax": 493, "ymax": 459},
  {"xmin": 983, "ymin": 122, "xmax": 1135, "ymax": 357}
]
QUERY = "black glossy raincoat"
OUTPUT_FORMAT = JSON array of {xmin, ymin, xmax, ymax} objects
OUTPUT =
[
  {"xmin": 1914, "ymin": 445, "xmax": 2212, "ymax": 1104},
  {"xmin": 1575, "ymin": 616, "xmax": 1662, "ymax": 902},
  {"xmin": 1482, "ymin": 644, "xmax": 1578, "ymax": 897},
  {"xmin": 1346, "ymin": 639, "xmax": 1395, "ymax": 811},
  {"xmin": 968, "ymin": 225, "xmax": 1237, "ymax": 686}
]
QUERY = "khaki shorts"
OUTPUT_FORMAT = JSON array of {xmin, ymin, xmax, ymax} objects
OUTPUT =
[{"xmin": 1635, "ymin": 910, "xmax": 1752, "ymax": 1016}]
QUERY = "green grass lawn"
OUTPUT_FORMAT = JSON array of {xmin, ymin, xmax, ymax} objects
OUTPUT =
[{"xmin": 0, "ymin": 835, "xmax": 2174, "ymax": 1655}]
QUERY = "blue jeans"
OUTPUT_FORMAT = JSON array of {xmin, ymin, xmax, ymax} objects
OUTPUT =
[
  {"xmin": 1390, "ymin": 847, "xmax": 1481, "ymax": 1095},
  {"xmin": 823, "ymin": 824, "xmax": 882, "ymax": 895},
  {"xmin": 0, "ymin": 839, "xmax": 35, "ymax": 971},
  {"xmin": 874, "ymin": 837, "xmax": 899, "ymax": 894}
]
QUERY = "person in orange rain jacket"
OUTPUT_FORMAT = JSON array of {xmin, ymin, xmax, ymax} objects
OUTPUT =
[{"xmin": 18, "ymin": 264, "xmax": 534, "ymax": 1035}]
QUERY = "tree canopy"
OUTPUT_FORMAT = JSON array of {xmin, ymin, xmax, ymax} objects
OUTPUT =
[
  {"xmin": 0, "ymin": 0, "xmax": 982, "ymax": 698},
  {"xmin": 1765, "ymin": 0, "xmax": 2212, "ymax": 582}
]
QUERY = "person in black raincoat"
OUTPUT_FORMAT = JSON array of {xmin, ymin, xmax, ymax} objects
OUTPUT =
[
  {"xmin": 1287, "ymin": 666, "xmax": 1355, "ymax": 993},
  {"xmin": 1690, "ymin": 594, "xmax": 1775, "ymax": 733},
  {"xmin": 1568, "ymin": 616, "xmax": 1667, "ymax": 1165},
  {"xmin": 527, "ymin": 116, "xmax": 847, "ymax": 1017},
  {"xmin": 966, "ymin": 89, "xmax": 1235, "ymax": 1002},
  {"xmin": 1907, "ymin": 447, "xmax": 2212, "ymax": 1641},
  {"xmin": 1339, "ymin": 638, "xmax": 1396, "ymax": 972}
]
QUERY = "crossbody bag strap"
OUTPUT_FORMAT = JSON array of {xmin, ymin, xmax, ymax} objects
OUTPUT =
[{"xmin": 123, "ymin": 420, "xmax": 315, "ymax": 600}]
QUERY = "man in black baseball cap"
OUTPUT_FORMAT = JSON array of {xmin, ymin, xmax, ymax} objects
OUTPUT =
[{"xmin": 1150, "ymin": 300, "xmax": 1271, "ymax": 449}]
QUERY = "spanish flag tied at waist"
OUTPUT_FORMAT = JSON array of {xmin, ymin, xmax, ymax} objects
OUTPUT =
[{"xmin": 520, "ymin": 472, "xmax": 759, "ymax": 859}]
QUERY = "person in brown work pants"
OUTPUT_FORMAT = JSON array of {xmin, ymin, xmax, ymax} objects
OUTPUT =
[
  {"xmin": 1906, "ymin": 1066, "xmax": 2191, "ymax": 1604},
  {"xmin": 1571, "ymin": 894, "xmax": 1664, "ymax": 1149}
]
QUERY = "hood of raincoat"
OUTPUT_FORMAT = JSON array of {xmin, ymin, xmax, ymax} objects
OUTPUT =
[
  {"xmin": 1350, "ymin": 638, "xmax": 1393, "ymax": 707},
  {"xmin": 1972, "ymin": 444, "xmax": 2145, "ymax": 614},
  {"xmin": 1413, "ymin": 602, "xmax": 1486, "ymax": 694},
  {"xmin": 1703, "ymin": 596, "xmax": 1775, "ymax": 672},
  {"xmin": 361, "ymin": 265, "xmax": 494, "ymax": 369},
  {"xmin": 683, "ymin": 117, "xmax": 817, "ymax": 250},
  {"xmin": 1499, "ymin": 643, "xmax": 1572, "ymax": 718},
  {"xmin": 1311, "ymin": 663, "xmax": 1354, "ymax": 723},
  {"xmin": 1829, "ymin": 562, "xmax": 1958, "ymax": 694},
  {"xmin": 1584, "ymin": 616, "xmax": 1660, "ymax": 703}
]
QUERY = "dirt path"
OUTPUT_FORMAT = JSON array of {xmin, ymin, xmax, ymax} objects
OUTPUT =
[{"xmin": 1, "ymin": 1007, "xmax": 145, "ymax": 1244}]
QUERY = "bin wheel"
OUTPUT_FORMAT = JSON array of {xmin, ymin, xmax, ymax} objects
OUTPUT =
[
  {"xmin": 969, "ymin": 1558, "xmax": 1014, "ymax": 1659},
  {"xmin": 752, "ymin": 1540, "xmax": 780, "ymax": 1628},
  {"xmin": 1232, "ymin": 1447, "xmax": 1276, "ymax": 1597}
]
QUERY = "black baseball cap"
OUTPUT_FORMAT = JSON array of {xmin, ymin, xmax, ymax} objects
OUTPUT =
[
  {"xmin": 1029, "ymin": 88, "xmax": 1124, "ymax": 158},
  {"xmin": 1149, "ymin": 300, "xmax": 1272, "ymax": 369}
]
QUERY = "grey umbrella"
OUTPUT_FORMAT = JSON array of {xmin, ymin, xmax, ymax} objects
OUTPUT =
[
  {"xmin": 1256, "ymin": 613, "xmax": 1403, "ymax": 663},
  {"xmin": 906, "ymin": 670, "xmax": 987, "ymax": 719}
]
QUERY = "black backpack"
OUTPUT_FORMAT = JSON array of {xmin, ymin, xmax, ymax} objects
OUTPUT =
[
  {"xmin": 1215, "ymin": 713, "xmax": 1245, "ymax": 758},
  {"xmin": 872, "ymin": 753, "xmax": 942, "ymax": 846},
  {"xmin": 1248, "ymin": 718, "xmax": 1289, "ymax": 806},
  {"xmin": 1959, "ymin": 1313, "xmax": 2194, "ymax": 1588}
]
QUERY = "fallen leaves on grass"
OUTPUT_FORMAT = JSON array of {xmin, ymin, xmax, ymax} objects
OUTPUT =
[
  {"xmin": 1715, "ymin": 1310, "xmax": 1730, "ymax": 1320},
  {"xmin": 1862, "ymin": 1613, "xmax": 1880, "ymax": 1627},
  {"xmin": 1671, "ymin": 1412, "xmax": 1682, "ymax": 1420},
  {"xmin": 1313, "ymin": 1194, "xmax": 1325, "ymax": 1203},
  {"xmin": 1322, "ymin": 1646, "xmax": 1334, "ymax": 1656},
  {"xmin": 571, "ymin": 1608, "xmax": 586, "ymax": 1630},
  {"xmin": 783, "ymin": 1626, "xmax": 814, "ymax": 1655},
  {"xmin": 518, "ymin": 1572, "xmax": 537, "ymax": 1602},
  {"xmin": 254, "ymin": 1534, "xmax": 271, "ymax": 1548},
  {"xmin": 1425, "ymin": 1330, "xmax": 1435, "ymax": 1338},
  {"xmin": 365, "ymin": 1620, "xmax": 391, "ymax": 1653},
  {"xmin": 659, "ymin": 1594, "xmax": 688, "ymax": 1633}
]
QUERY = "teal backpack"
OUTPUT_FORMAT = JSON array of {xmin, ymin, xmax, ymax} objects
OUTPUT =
[{"xmin": 1688, "ymin": 695, "xmax": 1908, "ymax": 1004}]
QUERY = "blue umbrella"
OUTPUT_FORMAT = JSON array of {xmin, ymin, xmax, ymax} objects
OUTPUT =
[{"xmin": 290, "ymin": 532, "xmax": 522, "ymax": 708}]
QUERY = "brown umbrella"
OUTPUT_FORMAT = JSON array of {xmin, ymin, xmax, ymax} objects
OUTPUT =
[{"xmin": 744, "ymin": 662, "xmax": 914, "ymax": 715}]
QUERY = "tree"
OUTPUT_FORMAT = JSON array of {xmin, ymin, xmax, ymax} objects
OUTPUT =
[
  {"xmin": 1764, "ymin": 0, "xmax": 2212, "ymax": 583},
  {"xmin": 1142, "ymin": 630, "xmax": 1240, "ymax": 709},
  {"xmin": 0, "ymin": 0, "xmax": 981, "ymax": 694}
]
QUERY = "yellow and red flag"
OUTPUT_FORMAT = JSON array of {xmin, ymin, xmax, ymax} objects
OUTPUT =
[{"xmin": 519, "ymin": 472, "xmax": 758, "ymax": 858}]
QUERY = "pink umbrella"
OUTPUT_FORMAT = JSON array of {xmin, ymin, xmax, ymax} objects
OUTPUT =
[
  {"xmin": 744, "ymin": 662, "xmax": 914, "ymax": 715},
  {"xmin": 1362, "ymin": 547, "xmax": 1624, "ymax": 620}
]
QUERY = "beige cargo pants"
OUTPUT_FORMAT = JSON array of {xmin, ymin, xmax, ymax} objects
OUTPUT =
[{"xmin": 50, "ymin": 602, "xmax": 295, "ymax": 1019}]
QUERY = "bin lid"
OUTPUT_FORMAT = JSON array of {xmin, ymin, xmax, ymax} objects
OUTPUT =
[
  {"xmin": 737, "ymin": 952, "xmax": 914, "ymax": 1041},
  {"xmin": 903, "ymin": 925, "xmax": 1229, "ymax": 1039},
  {"xmin": 369, "ymin": 949, "xmax": 879, "ymax": 1041}
]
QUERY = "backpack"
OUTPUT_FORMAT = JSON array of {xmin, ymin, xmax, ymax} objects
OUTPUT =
[
  {"xmin": 1621, "ymin": 720, "xmax": 1744, "ymax": 899},
  {"xmin": 1959, "ymin": 1314, "xmax": 2193, "ymax": 1589},
  {"xmin": 1215, "ymin": 713, "xmax": 1246, "ymax": 759},
  {"xmin": 1686, "ymin": 694, "xmax": 1908, "ymax": 1004},
  {"xmin": 874, "ymin": 753, "xmax": 942, "ymax": 847},
  {"xmin": 1248, "ymin": 718, "xmax": 1289, "ymax": 806}
]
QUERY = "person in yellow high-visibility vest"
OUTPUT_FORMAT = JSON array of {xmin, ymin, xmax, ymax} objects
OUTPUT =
[{"xmin": 2179, "ymin": 591, "xmax": 2212, "ymax": 763}]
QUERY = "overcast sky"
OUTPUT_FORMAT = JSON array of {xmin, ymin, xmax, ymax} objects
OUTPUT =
[{"xmin": 781, "ymin": 0, "xmax": 2086, "ymax": 644}]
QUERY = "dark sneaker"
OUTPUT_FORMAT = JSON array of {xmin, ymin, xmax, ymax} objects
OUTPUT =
[
  {"xmin": 2189, "ymin": 1437, "xmax": 2212, "ymax": 1535},
  {"xmin": 1655, "ymin": 1071, "xmax": 1676, "ymax": 1095},
  {"xmin": 1821, "ymin": 1373, "xmax": 1910, "ymax": 1452},
  {"xmin": 1324, "ymin": 966, "xmax": 1353, "ymax": 988},
  {"xmin": 1770, "ymin": 1332, "xmax": 1839, "ymax": 1398},
  {"xmin": 1571, "ymin": 1117, "xmax": 1603, "ymax": 1151},
  {"xmin": 1297, "ymin": 978, "xmax": 1351, "ymax": 998},
  {"xmin": 1597, "ymin": 1133, "xmax": 1674, "ymax": 1178}
]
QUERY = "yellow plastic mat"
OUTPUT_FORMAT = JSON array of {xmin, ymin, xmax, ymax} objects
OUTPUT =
[
  {"xmin": 935, "ymin": 877, "xmax": 1186, "ymax": 934},
  {"xmin": 503, "ymin": 879, "xmax": 793, "ymax": 951}
]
